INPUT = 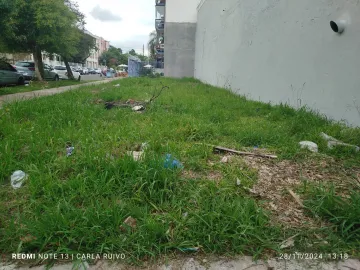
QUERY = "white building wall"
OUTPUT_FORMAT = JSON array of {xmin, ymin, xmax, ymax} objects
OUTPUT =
[
  {"xmin": 164, "ymin": 0, "xmax": 201, "ymax": 77},
  {"xmin": 165, "ymin": 0, "xmax": 201, "ymax": 23},
  {"xmin": 195, "ymin": 0, "xmax": 360, "ymax": 126}
]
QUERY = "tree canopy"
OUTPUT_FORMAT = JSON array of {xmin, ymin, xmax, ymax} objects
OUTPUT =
[{"xmin": 0, "ymin": 0, "xmax": 90, "ymax": 80}]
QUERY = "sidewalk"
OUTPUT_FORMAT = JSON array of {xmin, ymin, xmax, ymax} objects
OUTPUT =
[{"xmin": 0, "ymin": 77, "xmax": 120, "ymax": 107}]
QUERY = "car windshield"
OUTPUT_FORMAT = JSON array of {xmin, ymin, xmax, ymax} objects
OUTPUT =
[{"xmin": 15, "ymin": 62, "xmax": 34, "ymax": 67}]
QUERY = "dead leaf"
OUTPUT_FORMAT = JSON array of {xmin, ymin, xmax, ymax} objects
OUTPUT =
[{"xmin": 20, "ymin": 234, "xmax": 37, "ymax": 243}]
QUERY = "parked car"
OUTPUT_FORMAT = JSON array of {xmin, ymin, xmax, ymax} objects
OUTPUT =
[
  {"xmin": 42, "ymin": 64, "xmax": 62, "ymax": 81},
  {"xmin": 88, "ymin": 68, "xmax": 97, "ymax": 74},
  {"xmin": 53, "ymin": 66, "xmax": 81, "ymax": 80},
  {"xmin": 94, "ymin": 68, "xmax": 102, "ymax": 74},
  {"xmin": 81, "ymin": 68, "xmax": 88, "ymax": 75},
  {"xmin": 14, "ymin": 61, "xmax": 60, "ymax": 81},
  {"xmin": 0, "ymin": 61, "xmax": 25, "ymax": 86},
  {"xmin": 14, "ymin": 61, "xmax": 35, "ymax": 80}
]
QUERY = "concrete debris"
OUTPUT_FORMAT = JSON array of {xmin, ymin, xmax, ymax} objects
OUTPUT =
[
  {"xmin": 220, "ymin": 156, "xmax": 229, "ymax": 163},
  {"xmin": 299, "ymin": 141, "xmax": 318, "ymax": 152},
  {"xmin": 236, "ymin": 178, "xmax": 241, "ymax": 186},
  {"xmin": 320, "ymin": 132, "xmax": 359, "ymax": 152},
  {"xmin": 120, "ymin": 216, "xmax": 137, "ymax": 232}
]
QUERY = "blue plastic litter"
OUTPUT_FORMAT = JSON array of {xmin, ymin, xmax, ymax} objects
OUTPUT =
[{"xmin": 164, "ymin": 154, "xmax": 183, "ymax": 169}]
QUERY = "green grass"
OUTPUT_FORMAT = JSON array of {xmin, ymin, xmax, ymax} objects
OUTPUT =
[
  {"xmin": 0, "ymin": 80, "xmax": 90, "ymax": 96},
  {"xmin": 303, "ymin": 183, "xmax": 360, "ymax": 242},
  {"xmin": 0, "ymin": 77, "xmax": 359, "ymax": 264}
]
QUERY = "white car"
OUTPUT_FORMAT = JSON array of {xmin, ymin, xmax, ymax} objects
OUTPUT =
[{"xmin": 53, "ymin": 66, "xmax": 81, "ymax": 80}]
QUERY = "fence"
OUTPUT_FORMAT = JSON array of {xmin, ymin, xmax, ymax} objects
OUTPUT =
[{"xmin": 128, "ymin": 56, "xmax": 164, "ymax": 77}]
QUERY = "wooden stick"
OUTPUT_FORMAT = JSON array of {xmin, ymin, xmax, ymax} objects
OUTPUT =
[
  {"xmin": 213, "ymin": 146, "xmax": 278, "ymax": 159},
  {"xmin": 287, "ymin": 189, "xmax": 304, "ymax": 207}
]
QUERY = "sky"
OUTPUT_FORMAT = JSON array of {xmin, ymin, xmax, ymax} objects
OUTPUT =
[{"xmin": 75, "ymin": 0, "xmax": 155, "ymax": 56}]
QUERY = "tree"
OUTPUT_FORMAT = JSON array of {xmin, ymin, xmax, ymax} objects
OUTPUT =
[
  {"xmin": 40, "ymin": 0, "xmax": 87, "ymax": 80},
  {"xmin": 137, "ymin": 54, "xmax": 149, "ymax": 62},
  {"xmin": 0, "ymin": 0, "xmax": 84, "ymax": 81},
  {"xmin": 99, "ymin": 46, "xmax": 127, "ymax": 67},
  {"xmin": 66, "ymin": 31, "xmax": 97, "ymax": 65},
  {"xmin": 148, "ymin": 31, "xmax": 157, "ymax": 60},
  {"xmin": 129, "ymin": 49, "xmax": 136, "ymax": 56}
]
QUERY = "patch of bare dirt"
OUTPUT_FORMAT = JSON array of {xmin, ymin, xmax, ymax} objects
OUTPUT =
[{"xmin": 242, "ymin": 156, "xmax": 360, "ymax": 228}]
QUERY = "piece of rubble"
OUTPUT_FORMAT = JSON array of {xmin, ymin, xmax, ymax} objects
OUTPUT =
[
  {"xmin": 120, "ymin": 216, "xmax": 137, "ymax": 232},
  {"xmin": 320, "ymin": 132, "xmax": 359, "ymax": 152},
  {"xmin": 299, "ymin": 141, "xmax": 318, "ymax": 153}
]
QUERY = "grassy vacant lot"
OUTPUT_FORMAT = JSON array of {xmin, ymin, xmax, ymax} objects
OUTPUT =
[
  {"xmin": 0, "ymin": 77, "xmax": 359, "ymax": 264},
  {"xmin": 0, "ymin": 80, "xmax": 88, "ymax": 96}
]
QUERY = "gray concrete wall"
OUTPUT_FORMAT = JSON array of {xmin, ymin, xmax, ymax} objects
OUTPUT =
[
  {"xmin": 195, "ymin": 0, "xmax": 360, "ymax": 126},
  {"xmin": 164, "ymin": 22, "xmax": 197, "ymax": 78}
]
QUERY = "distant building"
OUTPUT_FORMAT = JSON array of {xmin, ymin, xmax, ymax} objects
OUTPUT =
[{"xmin": 84, "ymin": 30, "xmax": 110, "ymax": 68}]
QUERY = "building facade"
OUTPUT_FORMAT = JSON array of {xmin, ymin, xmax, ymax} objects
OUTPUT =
[
  {"xmin": 85, "ymin": 31, "xmax": 110, "ymax": 68},
  {"xmin": 164, "ymin": 0, "xmax": 360, "ymax": 126},
  {"xmin": 155, "ymin": 0, "xmax": 165, "ymax": 69},
  {"xmin": 164, "ymin": 0, "xmax": 201, "ymax": 77}
]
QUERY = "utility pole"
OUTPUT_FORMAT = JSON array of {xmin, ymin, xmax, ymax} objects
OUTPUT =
[{"xmin": 143, "ymin": 44, "xmax": 145, "ymax": 56}]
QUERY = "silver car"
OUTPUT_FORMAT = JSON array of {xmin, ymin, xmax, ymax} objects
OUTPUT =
[
  {"xmin": 14, "ymin": 61, "xmax": 60, "ymax": 81},
  {"xmin": 0, "ymin": 61, "xmax": 25, "ymax": 86},
  {"xmin": 14, "ymin": 61, "xmax": 35, "ymax": 80}
]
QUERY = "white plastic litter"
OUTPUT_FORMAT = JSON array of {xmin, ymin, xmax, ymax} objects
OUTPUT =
[
  {"xmin": 299, "ymin": 141, "xmax": 318, "ymax": 153},
  {"xmin": 66, "ymin": 146, "xmax": 75, "ymax": 157},
  {"xmin": 140, "ymin": 142, "xmax": 149, "ymax": 151},
  {"xmin": 11, "ymin": 170, "xmax": 28, "ymax": 189},
  {"xmin": 127, "ymin": 151, "xmax": 144, "ymax": 161},
  {"xmin": 132, "ymin": 105, "xmax": 145, "ymax": 111}
]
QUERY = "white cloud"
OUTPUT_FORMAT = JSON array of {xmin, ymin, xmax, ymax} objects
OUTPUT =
[
  {"xmin": 75, "ymin": 0, "xmax": 155, "ymax": 55},
  {"xmin": 90, "ymin": 5, "xmax": 122, "ymax": 22}
]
